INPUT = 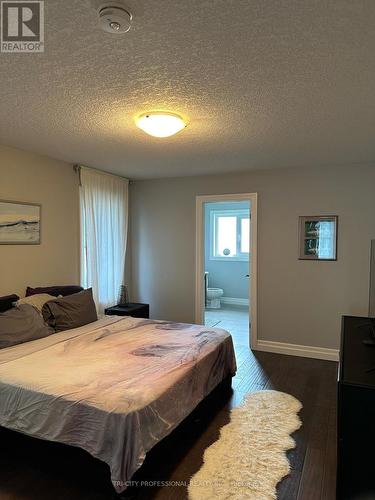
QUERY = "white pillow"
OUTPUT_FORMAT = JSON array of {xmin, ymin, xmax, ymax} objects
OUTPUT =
[{"xmin": 17, "ymin": 294, "xmax": 56, "ymax": 315}]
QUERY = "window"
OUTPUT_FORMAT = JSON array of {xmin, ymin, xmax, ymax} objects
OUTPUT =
[{"xmin": 210, "ymin": 209, "xmax": 250, "ymax": 261}]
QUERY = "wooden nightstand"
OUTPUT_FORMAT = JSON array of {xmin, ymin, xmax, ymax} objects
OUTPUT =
[{"xmin": 104, "ymin": 303, "xmax": 150, "ymax": 319}]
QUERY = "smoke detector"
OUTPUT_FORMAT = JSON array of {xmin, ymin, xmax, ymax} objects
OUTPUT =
[{"xmin": 98, "ymin": 3, "xmax": 133, "ymax": 33}]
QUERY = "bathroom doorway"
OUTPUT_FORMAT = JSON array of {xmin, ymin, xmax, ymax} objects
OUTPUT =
[{"xmin": 195, "ymin": 193, "xmax": 257, "ymax": 349}]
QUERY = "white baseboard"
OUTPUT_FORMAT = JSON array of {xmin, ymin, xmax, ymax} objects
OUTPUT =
[
  {"xmin": 221, "ymin": 296, "xmax": 249, "ymax": 306},
  {"xmin": 253, "ymin": 339, "xmax": 339, "ymax": 362}
]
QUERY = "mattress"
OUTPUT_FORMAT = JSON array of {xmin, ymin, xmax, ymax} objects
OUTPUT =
[{"xmin": 0, "ymin": 316, "xmax": 236, "ymax": 492}]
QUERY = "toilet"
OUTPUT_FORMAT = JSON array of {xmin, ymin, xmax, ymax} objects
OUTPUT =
[{"xmin": 206, "ymin": 287, "xmax": 224, "ymax": 309}]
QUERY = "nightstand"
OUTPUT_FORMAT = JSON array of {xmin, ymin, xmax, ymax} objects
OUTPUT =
[{"xmin": 104, "ymin": 303, "xmax": 149, "ymax": 319}]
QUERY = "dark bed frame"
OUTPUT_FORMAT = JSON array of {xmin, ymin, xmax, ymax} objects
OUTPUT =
[{"xmin": 0, "ymin": 375, "xmax": 233, "ymax": 499}]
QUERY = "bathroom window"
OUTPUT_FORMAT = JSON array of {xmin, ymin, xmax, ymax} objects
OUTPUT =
[{"xmin": 210, "ymin": 209, "xmax": 250, "ymax": 261}]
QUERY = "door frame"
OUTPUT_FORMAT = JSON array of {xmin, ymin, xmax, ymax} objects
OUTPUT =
[{"xmin": 195, "ymin": 193, "xmax": 258, "ymax": 349}]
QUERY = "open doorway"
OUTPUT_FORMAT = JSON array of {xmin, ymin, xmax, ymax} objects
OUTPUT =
[
  {"xmin": 195, "ymin": 194, "xmax": 257, "ymax": 349},
  {"xmin": 204, "ymin": 200, "xmax": 250, "ymax": 347}
]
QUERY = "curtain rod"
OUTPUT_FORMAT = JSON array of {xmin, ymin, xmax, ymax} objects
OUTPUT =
[{"xmin": 73, "ymin": 164, "xmax": 131, "ymax": 182}]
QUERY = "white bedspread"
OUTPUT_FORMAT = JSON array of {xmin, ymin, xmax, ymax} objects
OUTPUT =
[{"xmin": 0, "ymin": 316, "xmax": 236, "ymax": 492}]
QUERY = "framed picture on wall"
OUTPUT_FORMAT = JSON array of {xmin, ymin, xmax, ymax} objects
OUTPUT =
[
  {"xmin": 0, "ymin": 200, "xmax": 41, "ymax": 245},
  {"xmin": 299, "ymin": 215, "xmax": 337, "ymax": 260}
]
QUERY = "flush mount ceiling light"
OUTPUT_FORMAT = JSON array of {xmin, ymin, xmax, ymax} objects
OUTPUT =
[{"xmin": 136, "ymin": 112, "xmax": 187, "ymax": 138}]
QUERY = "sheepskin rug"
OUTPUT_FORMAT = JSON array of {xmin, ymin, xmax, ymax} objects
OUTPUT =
[{"xmin": 188, "ymin": 390, "xmax": 302, "ymax": 500}]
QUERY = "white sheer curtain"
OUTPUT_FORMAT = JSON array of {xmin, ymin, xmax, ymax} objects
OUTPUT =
[{"xmin": 79, "ymin": 167, "xmax": 129, "ymax": 314}]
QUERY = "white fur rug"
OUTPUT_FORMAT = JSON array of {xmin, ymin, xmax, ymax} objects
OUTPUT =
[{"xmin": 188, "ymin": 390, "xmax": 302, "ymax": 500}]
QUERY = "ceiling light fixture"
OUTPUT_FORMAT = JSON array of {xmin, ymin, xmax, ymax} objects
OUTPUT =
[{"xmin": 136, "ymin": 112, "xmax": 187, "ymax": 138}]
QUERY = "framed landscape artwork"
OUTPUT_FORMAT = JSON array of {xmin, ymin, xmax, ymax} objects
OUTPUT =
[
  {"xmin": 299, "ymin": 215, "xmax": 337, "ymax": 260},
  {"xmin": 0, "ymin": 200, "xmax": 41, "ymax": 245}
]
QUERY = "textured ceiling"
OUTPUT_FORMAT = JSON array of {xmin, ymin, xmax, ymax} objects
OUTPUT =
[{"xmin": 0, "ymin": 0, "xmax": 374, "ymax": 179}]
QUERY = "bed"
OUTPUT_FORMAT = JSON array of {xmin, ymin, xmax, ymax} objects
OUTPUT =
[{"xmin": 0, "ymin": 315, "xmax": 236, "ymax": 492}]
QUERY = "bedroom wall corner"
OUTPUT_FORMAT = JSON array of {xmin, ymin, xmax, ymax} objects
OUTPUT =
[{"xmin": 0, "ymin": 145, "xmax": 80, "ymax": 297}]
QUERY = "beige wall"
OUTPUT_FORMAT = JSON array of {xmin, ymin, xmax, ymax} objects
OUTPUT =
[
  {"xmin": 0, "ymin": 146, "xmax": 80, "ymax": 297},
  {"xmin": 130, "ymin": 166, "xmax": 375, "ymax": 350}
]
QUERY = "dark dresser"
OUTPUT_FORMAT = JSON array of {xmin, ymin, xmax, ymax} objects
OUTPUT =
[
  {"xmin": 337, "ymin": 315, "xmax": 375, "ymax": 499},
  {"xmin": 105, "ymin": 303, "xmax": 149, "ymax": 319}
]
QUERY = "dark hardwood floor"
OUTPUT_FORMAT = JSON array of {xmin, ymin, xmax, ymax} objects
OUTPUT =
[{"xmin": 0, "ymin": 345, "xmax": 337, "ymax": 500}]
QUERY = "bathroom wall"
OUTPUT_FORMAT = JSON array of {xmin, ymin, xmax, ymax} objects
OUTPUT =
[{"xmin": 204, "ymin": 201, "xmax": 249, "ymax": 300}]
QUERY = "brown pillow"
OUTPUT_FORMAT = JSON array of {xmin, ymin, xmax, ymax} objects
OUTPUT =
[
  {"xmin": 0, "ymin": 304, "xmax": 52, "ymax": 349},
  {"xmin": 42, "ymin": 288, "xmax": 97, "ymax": 332},
  {"xmin": 26, "ymin": 285, "xmax": 83, "ymax": 297},
  {"xmin": 17, "ymin": 293, "xmax": 57, "ymax": 315}
]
